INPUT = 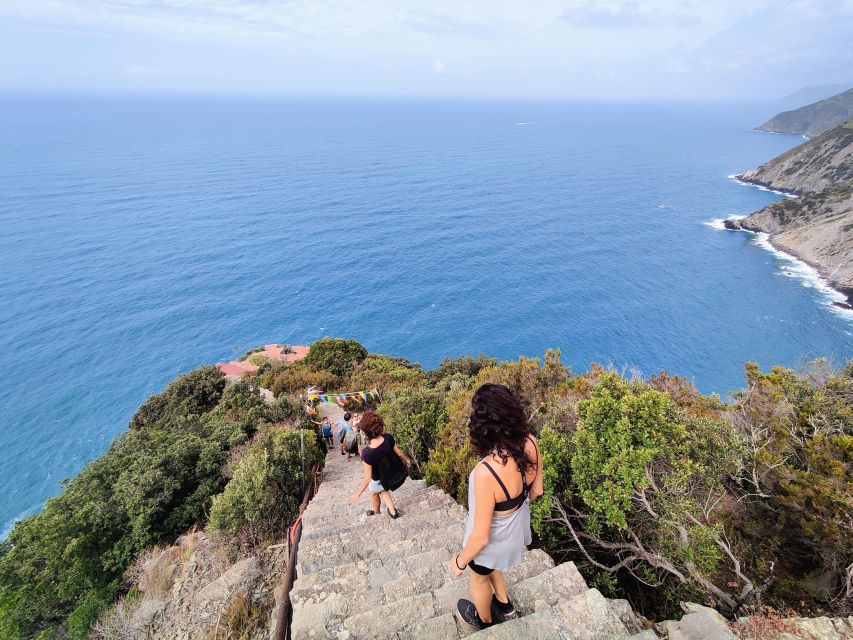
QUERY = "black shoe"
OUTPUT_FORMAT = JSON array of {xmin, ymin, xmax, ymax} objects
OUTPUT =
[
  {"xmin": 366, "ymin": 509, "xmax": 378, "ymax": 516},
  {"xmin": 456, "ymin": 599, "xmax": 493, "ymax": 630},
  {"xmin": 491, "ymin": 594, "xmax": 518, "ymax": 622},
  {"xmin": 389, "ymin": 508, "xmax": 401, "ymax": 519}
]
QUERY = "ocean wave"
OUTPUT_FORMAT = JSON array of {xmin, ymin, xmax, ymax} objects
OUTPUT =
[
  {"xmin": 728, "ymin": 175, "xmax": 799, "ymax": 199},
  {"xmin": 704, "ymin": 214, "xmax": 746, "ymax": 230},
  {"xmin": 750, "ymin": 232, "xmax": 853, "ymax": 319}
]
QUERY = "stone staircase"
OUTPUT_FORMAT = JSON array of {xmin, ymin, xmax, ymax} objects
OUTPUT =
[{"xmin": 289, "ymin": 448, "xmax": 650, "ymax": 640}]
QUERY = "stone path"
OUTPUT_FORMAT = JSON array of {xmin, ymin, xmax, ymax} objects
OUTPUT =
[{"xmin": 289, "ymin": 423, "xmax": 649, "ymax": 640}]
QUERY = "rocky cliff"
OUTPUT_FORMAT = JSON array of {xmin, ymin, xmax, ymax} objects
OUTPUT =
[
  {"xmin": 728, "ymin": 121, "xmax": 853, "ymax": 304},
  {"xmin": 737, "ymin": 121, "xmax": 853, "ymax": 194},
  {"xmin": 757, "ymin": 87, "xmax": 853, "ymax": 137}
]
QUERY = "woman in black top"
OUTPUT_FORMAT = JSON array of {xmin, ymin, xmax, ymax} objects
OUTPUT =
[{"xmin": 349, "ymin": 412, "xmax": 411, "ymax": 518}]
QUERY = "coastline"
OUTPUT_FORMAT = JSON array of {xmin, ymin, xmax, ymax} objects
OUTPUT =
[
  {"xmin": 729, "ymin": 173, "xmax": 800, "ymax": 198},
  {"xmin": 720, "ymin": 218, "xmax": 853, "ymax": 312},
  {"xmin": 752, "ymin": 127, "xmax": 810, "ymax": 141},
  {"xmin": 722, "ymin": 175, "xmax": 852, "ymax": 311}
]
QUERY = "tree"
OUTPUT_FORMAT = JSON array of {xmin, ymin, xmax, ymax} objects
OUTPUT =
[{"xmin": 548, "ymin": 373, "xmax": 761, "ymax": 616}]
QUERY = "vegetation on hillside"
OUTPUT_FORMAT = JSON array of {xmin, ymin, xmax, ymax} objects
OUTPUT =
[
  {"xmin": 0, "ymin": 367, "xmax": 322, "ymax": 639},
  {"xmin": 1, "ymin": 338, "xmax": 851, "ymax": 637}
]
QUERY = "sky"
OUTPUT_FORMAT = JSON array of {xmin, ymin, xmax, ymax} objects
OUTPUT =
[{"xmin": 0, "ymin": 0, "xmax": 851, "ymax": 100}]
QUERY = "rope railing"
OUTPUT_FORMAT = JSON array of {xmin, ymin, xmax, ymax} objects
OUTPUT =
[{"xmin": 272, "ymin": 461, "xmax": 321, "ymax": 640}]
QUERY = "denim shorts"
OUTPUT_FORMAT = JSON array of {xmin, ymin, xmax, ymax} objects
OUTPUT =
[{"xmin": 368, "ymin": 479, "xmax": 384, "ymax": 493}]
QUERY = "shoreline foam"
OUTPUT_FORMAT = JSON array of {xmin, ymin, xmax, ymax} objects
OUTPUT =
[
  {"xmin": 728, "ymin": 174, "xmax": 799, "ymax": 199},
  {"xmin": 704, "ymin": 213, "xmax": 746, "ymax": 230},
  {"xmin": 709, "ymin": 218, "xmax": 853, "ymax": 317}
]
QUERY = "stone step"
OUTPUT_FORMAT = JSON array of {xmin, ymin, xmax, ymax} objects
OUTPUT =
[
  {"xmin": 301, "ymin": 502, "xmax": 464, "ymax": 546},
  {"xmin": 294, "ymin": 536, "xmax": 461, "ymax": 596},
  {"xmin": 307, "ymin": 482, "xmax": 447, "ymax": 512},
  {"xmin": 431, "ymin": 549, "xmax": 555, "ymax": 616},
  {"xmin": 465, "ymin": 609, "xmax": 569, "ymax": 640},
  {"xmin": 300, "ymin": 488, "xmax": 450, "ymax": 534},
  {"xmin": 292, "ymin": 543, "xmax": 458, "ymax": 602},
  {"xmin": 409, "ymin": 613, "xmax": 462, "ymax": 640},
  {"xmin": 301, "ymin": 492, "xmax": 459, "ymax": 539},
  {"xmin": 507, "ymin": 559, "xmax": 588, "ymax": 615},
  {"xmin": 296, "ymin": 514, "xmax": 465, "ymax": 575},
  {"xmin": 551, "ymin": 588, "xmax": 631, "ymax": 640},
  {"xmin": 306, "ymin": 481, "xmax": 435, "ymax": 512},
  {"xmin": 342, "ymin": 591, "xmax": 438, "ymax": 639}
]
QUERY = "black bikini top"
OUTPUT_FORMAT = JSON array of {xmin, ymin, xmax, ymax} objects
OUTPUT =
[{"xmin": 481, "ymin": 436, "xmax": 538, "ymax": 512}]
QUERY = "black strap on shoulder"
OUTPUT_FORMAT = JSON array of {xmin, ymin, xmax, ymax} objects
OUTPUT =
[
  {"xmin": 525, "ymin": 435, "xmax": 539, "ymax": 487},
  {"xmin": 526, "ymin": 435, "xmax": 539, "ymax": 466},
  {"xmin": 481, "ymin": 461, "xmax": 512, "ymax": 502}
]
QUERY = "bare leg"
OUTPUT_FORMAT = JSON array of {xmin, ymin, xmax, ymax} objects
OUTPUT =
[
  {"xmin": 469, "ymin": 572, "xmax": 494, "ymax": 623},
  {"xmin": 377, "ymin": 490, "xmax": 397, "ymax": 516},
  {"xmin": 370, "ymin": 493, "xmax": 381, "ymax": 514},
  {"xmin": 488, "ymin": 570, "xmax": 509, "ymax": 604}
]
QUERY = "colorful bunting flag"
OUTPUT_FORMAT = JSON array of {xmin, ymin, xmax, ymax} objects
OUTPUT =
[{"xmin": 305, "ymin": 387, "xmax": 382, "ymax": 405}]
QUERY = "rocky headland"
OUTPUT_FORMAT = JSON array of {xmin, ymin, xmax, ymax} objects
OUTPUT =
[
  {"xmin": 757, "ymin": 87, "xmax": 853, "ymax": 137},
  {"xmin": 727, "ymin": 113, "xmax": 853, "ymax": 305}
]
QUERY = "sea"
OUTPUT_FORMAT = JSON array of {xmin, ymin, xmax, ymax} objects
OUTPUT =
[{"xmin": 1, "ymin": 95, "xmax": 851, "ymax": 536}]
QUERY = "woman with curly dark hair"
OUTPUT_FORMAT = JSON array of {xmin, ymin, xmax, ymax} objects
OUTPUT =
[
  {"xmin": 449, "ymin": 383, "xmax": 543, "ymax": 630},
  {"xmin": 349, "ymin": 411, "xmax": 411, "ymax": 518}
]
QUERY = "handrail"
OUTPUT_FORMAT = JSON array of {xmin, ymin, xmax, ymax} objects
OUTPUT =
[{"xmin": 272, "ymin": 462, "xmax": 320, "ymax": 640}]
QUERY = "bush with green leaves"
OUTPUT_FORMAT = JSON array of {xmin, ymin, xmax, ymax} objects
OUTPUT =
[
  {"xmin": 209, "ymin": 427, "xmax": 322, "ymax": 544},
  {"xmin": 303, "ymin": 338, "xmax": 368, "ymax": 377},
  {"xmin": 377, "ymin": 385, "xmax": 447, "ymax": 478},
  {"xmin": 428, "ymin": 354, "xmax": 497, "ymax": 384},
  {"xmin": 346, "ymin": 355, "xmax": 427, "ymax": 391},
  {"xmin": 260, "ymin": 362, "xmax": 340, "ymax": 398},
  {"xmin": 731, "ymin": 360, "xmax": 853, "ymax": 606}
]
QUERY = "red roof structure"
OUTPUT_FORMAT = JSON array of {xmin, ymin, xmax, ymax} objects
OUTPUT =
[{"xmin": 217, "ymin": 363, "xmax": 247, "ymax": 376}]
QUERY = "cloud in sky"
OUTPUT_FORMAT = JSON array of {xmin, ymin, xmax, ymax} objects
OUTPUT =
[
  {"xmin": 0, "ymin": 0, "xmax": 850, "ymax": 99},
  {"xmin": 558, "ymin": 1, "xmax": 702, "ymax": 29}
]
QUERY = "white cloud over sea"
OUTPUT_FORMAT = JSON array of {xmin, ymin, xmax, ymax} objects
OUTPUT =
[{"xmin": 0, "ymin": 0, "xmax": 850, "ymax": 98}]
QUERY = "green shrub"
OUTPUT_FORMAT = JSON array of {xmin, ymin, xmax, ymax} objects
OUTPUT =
[
  {"xmin": 130, "ymin": 366, "xmax": 226, "ymax": 430},
  {"xmin": 530, "ymin": 425, "xmax": 572, "ymax": 546},
  {"xmin": 346, "ymin": 355, "xmax": 427, "ymax": 391},
  {"xmin": 67, "ymin": 592, "xmax": 109, "ymax": 640},
  {"xmin": 303, "ymin": 338, "xmax": 368, "ymax": 377},
  {"xmin": 378, "ymin": 385, "xmax": 447, "ymax": 478},
  {"xmin": 262, "ymin": 362, "xmax": 339, "ymax": 397},
  {"xmin": 429, "ymin": 354, "xmax": 497, "ymax": 383},
  {"xmin": 209, "ymin": 428, "xmax": 323, "ymax": 544},
  {"xmin": 572, "ymin": 373, "xmax": 686, "ymax": 530}
]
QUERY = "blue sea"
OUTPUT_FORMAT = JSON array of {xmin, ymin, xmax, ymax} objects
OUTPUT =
[{"xmin": 1, "ymin": 96, "xmax": 851, "ymax": 535}]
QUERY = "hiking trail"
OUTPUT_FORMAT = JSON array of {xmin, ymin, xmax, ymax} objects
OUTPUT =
[{"xmin": 288, "ymin": 408, "xmax": 648, "ymax": 640}]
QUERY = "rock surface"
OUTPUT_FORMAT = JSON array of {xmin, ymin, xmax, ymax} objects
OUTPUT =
[
  {"xmin": 738, "ymin": 121, "xmax": 853, "ymax": 195},
  {"xmin": 94, "ymin": 531, "xmax": 286, "ymax": 639}
]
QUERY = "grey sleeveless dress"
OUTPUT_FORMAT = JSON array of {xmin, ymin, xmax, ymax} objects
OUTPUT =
[{"xmin": 462, "ymin": 461, "xmax": 532, "ymax": 571}]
